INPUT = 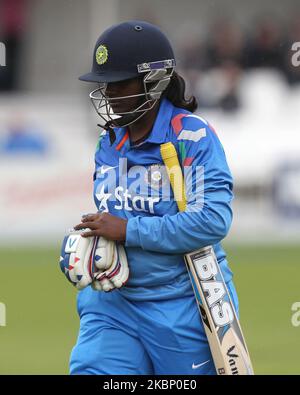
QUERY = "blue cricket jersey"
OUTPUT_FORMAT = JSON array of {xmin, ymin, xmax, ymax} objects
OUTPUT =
[{"xmin": 91, "ymin": 98, "xmax": 234, "ymax": 301}]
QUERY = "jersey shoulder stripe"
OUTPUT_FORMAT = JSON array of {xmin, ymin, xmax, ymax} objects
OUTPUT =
[
  {"xmin": 171, "ymin": 112, "xmax": 219, "ymax": 143},
  {"xmin": 177, "ymin": 128, "xmax": 206, "ymax": 142}
]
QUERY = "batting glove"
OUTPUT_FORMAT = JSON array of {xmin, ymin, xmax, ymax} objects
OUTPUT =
[{"xmin": 59, "ymin": 230, "xmax": 129, "ymax": 291}]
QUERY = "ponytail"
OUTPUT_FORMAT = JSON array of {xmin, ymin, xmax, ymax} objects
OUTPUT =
[{"xmin": 164, "ymin": 71, "xmax": 198, "ymax": 113}]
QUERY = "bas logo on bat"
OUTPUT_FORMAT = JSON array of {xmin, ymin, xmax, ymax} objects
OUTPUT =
[{"xmin": 193, "ymin": 252, "xmax": 234, "ymax": 327}]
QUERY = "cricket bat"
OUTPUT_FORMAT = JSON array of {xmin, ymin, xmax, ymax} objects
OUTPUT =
[{"xmin": 160, "ymin": 142, "xmax": 254, "ymax": 375}]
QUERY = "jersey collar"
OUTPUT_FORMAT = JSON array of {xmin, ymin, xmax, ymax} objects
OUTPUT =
[{"xmin": 146, "ymin": 98, "xmax": 173, "ymax": 144}]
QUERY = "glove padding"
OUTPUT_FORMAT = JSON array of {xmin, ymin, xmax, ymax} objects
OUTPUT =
[
  {"xmin": 59, "ymin": 230, "xmax": 129, "ymax": 291},
  {"xmin": 92, "ymin": 243, "xmax": 129, "ymax": 292}
]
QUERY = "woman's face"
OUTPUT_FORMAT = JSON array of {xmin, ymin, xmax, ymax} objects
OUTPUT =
[{"xmin": 104, "ymin": 77, "xmax": 145, "ymax": 114}]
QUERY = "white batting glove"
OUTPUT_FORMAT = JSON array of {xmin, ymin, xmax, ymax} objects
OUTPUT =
[
  {"xmin": 59, "ymin": 230, "xmax": 129, "ymax": 292},
  {"xmin": 92, "ymin": 243, "xmax": 129, "ymax": 292}
]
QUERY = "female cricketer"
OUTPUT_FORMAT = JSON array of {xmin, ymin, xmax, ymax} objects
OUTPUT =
[{"xmin": 67, "ymin": 20, "xmax": 239, "ymax": 375}]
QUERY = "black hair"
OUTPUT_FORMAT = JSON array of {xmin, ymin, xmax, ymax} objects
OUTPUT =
[{"xmin": 164, "ymin": 71, "xmax": 198, "ymax": 113}]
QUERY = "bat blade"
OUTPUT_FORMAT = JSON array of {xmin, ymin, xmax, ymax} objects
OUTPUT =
[
  {"xmin": 185, "ymin": 247, "xmax": 254, "ymax": 375},
  {"xmin": 160, "ymin": 142, "xmax": 254, "ymax": 375}
]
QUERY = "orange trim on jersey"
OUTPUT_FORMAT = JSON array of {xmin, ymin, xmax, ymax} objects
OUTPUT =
[
  {"xmin": 183, "ymin": 157, "xmax": 194, "ymax": 166},
  {"xmin": 171, "ymin": 113, "xmax": 188, "ymax": 135},
  {"xmin": 116, "ymin": 131, "xmax": 129, "ymax": 151}
]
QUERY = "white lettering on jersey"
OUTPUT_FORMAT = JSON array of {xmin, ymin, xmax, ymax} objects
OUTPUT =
[{"xmin": 97, "ymin": 185, "xmax": 160, "ymax": 214}]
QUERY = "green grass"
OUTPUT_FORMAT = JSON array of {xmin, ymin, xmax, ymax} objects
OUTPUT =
[
  {"xmin": 0, "ymin": 244, "xmax": 299, "ymax": 374},
  {"xmin": 225, "ymin": 244, "xmax": 300, "ymax": 375},
  {"xmin": 0, "ymin": 247, "xmax": 78, "ymax": 374}
]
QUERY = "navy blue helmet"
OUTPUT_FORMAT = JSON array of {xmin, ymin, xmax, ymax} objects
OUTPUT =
[
  {"xmin": 79, "ymin": 20, "xmax": 176, "ymax": 132},
  {"xmin": 79, "ymin": 20, "xmax": 175, "ymax": 83}
]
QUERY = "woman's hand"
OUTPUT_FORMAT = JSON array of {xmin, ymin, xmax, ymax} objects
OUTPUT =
[{"xmin": 74, "ymin": 212, "xmax": 128, "ymax": 242}]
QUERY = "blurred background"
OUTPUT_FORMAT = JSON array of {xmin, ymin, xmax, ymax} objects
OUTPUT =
[{"xmin": 0, "ymin": 0, "xmax": 299, "ymax": 374}]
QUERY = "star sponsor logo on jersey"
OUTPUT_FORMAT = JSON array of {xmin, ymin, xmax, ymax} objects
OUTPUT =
[
  {"xmin": 94, "ymin": 157, "xmax": 205, "ymax": 212},
  {"xmin": 95, "ymin": 184, "xmax": 160, "ymax": 214},
  {"xmin": 96, "ymin": 185, "xmax": 112, "ymax": 212}
]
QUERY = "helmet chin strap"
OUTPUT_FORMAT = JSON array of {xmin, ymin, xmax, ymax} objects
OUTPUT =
[
  {"xmin": 101, "ymin": 121, "xmax": 117, "ymax": 145},
  {"xmin": 101, "ymin": 109, "xmax": 152, "ymax": 145}
]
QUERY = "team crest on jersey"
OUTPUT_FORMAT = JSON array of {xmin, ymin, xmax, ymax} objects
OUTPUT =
[
  {"xmin": 96, "ymin": 45, "xmax": 108, "ymax": 65},
  {"xmin": 144, "ymin": 164, "xmax": 168, "ymax": 191}
]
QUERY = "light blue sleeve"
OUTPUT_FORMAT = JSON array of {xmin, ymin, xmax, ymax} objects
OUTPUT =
[{"xmin": 125, "ymin": 119, "xmax": 234, "ymax": 254}]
